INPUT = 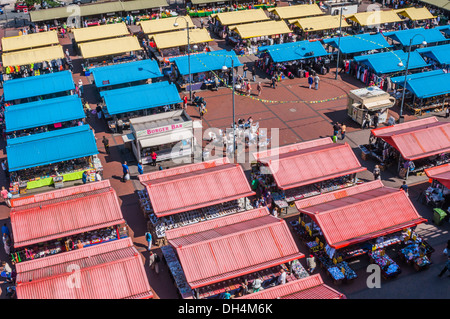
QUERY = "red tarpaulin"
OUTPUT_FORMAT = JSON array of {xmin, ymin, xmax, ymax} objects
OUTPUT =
[
  {"xmin": 15, "ymin": 238, "xmax": 153, "ymax": 299},
  {"xmin": 139, "ymin": 158, "xmax": 255, "ymax": 217},
  {"xmin": 10, "ymin": 180, "xmax": 125, "ymax": 248},
  {"xmin": 425, "ymin": 163, "xmax": 450, "ymax": 189},
  {"xmin": 166, "ymin": 207, "xmax": 304, "ymax": 289},
  {"xmin": 295, "ymin": 181, "xmax": 426, "ymax": 249},
  {"xmin": 238, "ymin": 274, "xmax": 345, "ymax": 299},
  {"xmin": 253, "ymin": 138, "xmax": 365, "ymax": 190},
  {"xmin": 372, "ymin": 116, "xmax": 450, "ymax": 160}
]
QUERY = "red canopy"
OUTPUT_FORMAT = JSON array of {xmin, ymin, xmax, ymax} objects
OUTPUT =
[
  {"xmin": 139, "ymin": 158, "xmax": 255, "ymax": 217},
  {"xmin": 11, "ymin": 180, "xmax": 125, "ymax": 248},
  {"xmin": 238, "ymin": 274, "xmax": 345, "ymax": 299},
  {"xmin": 15, "ymin": 238, "xmax": 153, "ymax": 299},
  {"xmin": 295, "ymin": 181, "xmax": 426, "ymax": 249},
  {"xmin": 425, "ymin": 163, "xmax": 450, "ymax": 189},
  {"xmin": 253, "ymin": 138, "xmax": 365, "ymax": 190},
  {"xmin": 166, "ymin": 207, "xmax": 304, "ymax": 289},
  {"xmin": 371, "ymin": 116, "xmax": 450, "ymax": 161}
]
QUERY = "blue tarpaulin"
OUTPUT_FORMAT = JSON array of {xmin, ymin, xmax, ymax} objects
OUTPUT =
[
  {"xmin": 258, "ymin": 40, "xmax": 329, "ymax": 62},
  {"xmin": 91, "ymin": 59, "xmax": 163, "ymax": 88},
  {"xmin": 3, "ymin": 71, "xmax": 75, "ymax": 102},
  {"xmin": 100, "ymin": 81, "xmax": 181, "ymax": 115},
  {"xmin": 322, "ymin": 33, "xmax": 392, "ymax": 54},
  {"xmin": 353, "ymin": 50, "xmax": 429, "ymax": 74},
  {"xmin": 416, "ymin": 43, "xmax": 450, "ymax": 65},
  {"xmin": 6, "ymin": 125, "xmax": 98, "ymax": 172},
  {"xmin": 383, "ymin": 27, "xmax": 447, "ymax": 46},
  {"xmin": 170, "ymin": 50, "xmax": 242, "ymax": 76},
  {"xmin": 390, "ymin": 70, "xmax": 450, "ymax": 99},
  {"xmin": 5, "ymin": 95, "xmax": 85, "ymax": 132}
]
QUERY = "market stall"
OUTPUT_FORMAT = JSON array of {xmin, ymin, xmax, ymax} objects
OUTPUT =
[
  {"xmin": 78, "ymin": 36, "xmax": 144, "ymax": 68},
  {"xmin": 344, "ymin": 10, "xmax": 403, "ymax": 32},
  {"xmin": 10, "ymin": 180, "xmax": 127, "ymax": 263},
  {"xmin": 257, "ymin": 40, "xmax": 330, "ymax": 80},
  {"xmin": 169, "ymin": 50, "xmax": 242, "ymax": 91},
  {"xmin": 352, "ymin": 50, "xmax": 429, "ymax": 88},
  {"xmin": 287, "ymin": 15, "xmax": 349, "ymax": 40},
  {"xmin": 251, "ymin": 137, "xmax": 366, "ymax": 214},
  {"xmin": 383, "ymin": 28, "xmax": 447, "ymax": 50},
  {"xmin": 368, "ymin": 116, "xmax": 450, "ymax": 178},
  {"xmin": 164, "ymin": 207, "xmax": 305, "ymax": 299},
  {"xmin": 125, "ymin": 110, "xmax": 194, "ymax": 164},
  {"xmin": 1, "ymin": 30, "xmax": 59, "ymax": 53},
  {"xmin": 267, "ymin": 4, "xmax": 324, "ymax": 21},
  {"xmin": 238, "ymin": 274, "xmax": 346, "ymax": 299},
  {"xmin": 423, "ymin": 164, "xmax": 450, "ymax": 210},
  {"xmin": 390, "ymin": 69, "xmax": 450, "ymax": 116},
  {"xmin": 417, "ymin": 43, "xmax": 450, "ymax": 71},
  {"xmin": 347, "ymin": 86, "xmax": 396, "ymax": 128},
  {"xmin": 295, "ymin": 180, "xmax": 430, "ymax": 282},
  {"xmin": 91, "ymin": 59, "xmax": 163, "ymax": 91},
  {"xmin": 138, "ymin": 158, "xmax": 255, "ymax": 243},
  {"xmin": 228, "ymin": 20, "xmax": 292, "ymax": 55},
  {"xmin": 15, "ymin": 237, "xmax": 153, "ymax": 299},
  {"xmin": 1, "ymin": 45, "xmax": 68, "ymax": 80},
  {"xmin": 99, "ymin": 81, "xmax": 181, "ymax": 132},
  {"xmin": 187, "ymin": 0, "xmax": 232, "ymax": 13},
  {"xmin": 6, "ymin": 125, "xmax": 101, "ymax": 191},
  {"xmin": 149, "ymin": 28, "xmax": 213, "ymax": 58},
  {"xmin": 139, "ymin": 15, "xmax": 195, "ymax": 36},
  {"xmin": 396, "ymin": 7, "xmax": 435, "ymax": 27},
  {"xmin": 4, "ymin": 95, "xmax": 85, "ymax": 138},
  {"xmin": 2, "ymin": 70, "xmax": 75, "ymax": 104},
  {"xmin": 210, "ymin": 8, "xmax": 269, "ymax": 38},
  {"xmin": 72, "ymin": 22, "xmax": 130, "ymax": 45}
]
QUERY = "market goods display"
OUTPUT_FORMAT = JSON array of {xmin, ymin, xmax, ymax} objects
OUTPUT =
[
  {"xmin": 290, "ymin": 259, "xmax": 309, "ymax": 279},
  {"xmin": 327, "ymin": 266, "xmax": 345, "ymax": 281},
  {"xmin": 161, "ymin": 245, "xmax": 193, "ymax": 298},
  {"xmin": 368, "ymin": 250, "xmax": 401, "ymax": 278},
  {"xmin": 336, "ymin": 261, "xmax": 358, "ymax": 280}
]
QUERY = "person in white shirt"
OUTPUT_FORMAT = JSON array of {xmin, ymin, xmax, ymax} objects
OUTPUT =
[{"xmin": 277, "ymin": 268, "xmax": 287, "ymax": 285}]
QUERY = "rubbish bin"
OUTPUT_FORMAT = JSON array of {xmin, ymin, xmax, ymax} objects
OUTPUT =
[{"xmin": 433, "ymin": 208, "xmax": 447, "ymax": 226}]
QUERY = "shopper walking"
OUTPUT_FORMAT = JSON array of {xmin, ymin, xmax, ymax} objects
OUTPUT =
[
  {"xmin": 78, "ymin": 79, "xmax": 83, "ymax": 96},
  {"xmin": 1, "ymin": 187, "xmax": 10, "ymax": 208},
  {"xmin": 145, "ymin": 231, "xmax": 152, "ymax": 251},
  {"xmin": 122, "ymin": 161, "xmax": 130, "ymax": 182},
  {"xmin": 277, "ymin": 268, "xmax": 287, "ymax": 285},
  {"xmin": 102, "ymin": 136, "xmax": 110, "ymax": 154},
  {"xmin": 257, "ymin": 82, "xmax": 262, "ymax": 96},
  {"xmin": 3, "ymin": 233, "xmax": 11, "ymax": 256},
  {"xmin": 373, "ymin": 113, "xmax": 379, "ymax": 128},
  {"xmin": 373, "ymin": 165, "xmax": 381, "ymax": 180},
  {"xmin": 1, "ymin": 224, "xmax": 10, "ymax": 239},
  {"xmin": 200, "ymin": 104, "xmax": 207, "ymax": 119},
  {"xmin": 308, "ymin": 74, "xmax": 314, "ymax": 89},
  {"xmin": 151, "ymin": 152, "xmax": 157, "ymax": 166},
  {"xmin": 438, "ymin": 256, "xmax": 450, "ymax": 277},
  {"xmin": 96, "ymin": 104, "xmax": 103, "ymax": 119},
  {"xmin": 446, "ymin": 107, "xmax": 449, "ymax": 119},
  {"xmin": 1, "ymin": 261, "xmax": 12, "ymax": 283},
  {"xmin": 306, "ymin": 254, "xmax": 316, "ymax": 273},
  {"xmin": 138, "ymin": 162, "xmax": 144, "ymax": 175},
  {"xmin": 251, "ymin": 66, "xmax": 256, "ymax": 82},
  {"xmin": 340, "ymin": 123, "xmax": 346, "ymax": 140},
  {"xmin": 183, "ymin": 95, "xmax": 188, "ymax": 109},
  {"xmin": 400, "ymin": 181, "xmax": 409, "ymax": 195},
  {"xmin": 271, "ymin": 76, "xmax": 277, "ymax": 89},
  {"xmin": 246, "ymin": 81, "xmax": 252, "ymax": 96},
  {"xmin": 362, "ymin": 113, "xmax": 371, "ymax": 129},
  {"xmin": 243, "ymin": 64, "xmax": 248, "ymax": 79},
  {"xmin": 314, "ymin": 74, "xmax": 320, "ymax": 90},
  {"xmin": 82, "ymin": 170, "xmax": 88, "ymax": 184}
]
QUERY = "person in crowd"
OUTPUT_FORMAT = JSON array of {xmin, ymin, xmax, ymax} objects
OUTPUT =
[
  {"xmin": 340, "ymin": 123, "xmax": 346, "ymax": 140},
  {"xmin": 277, "ymin": 268, "xmax": 287, "ymax": 285},
  {"xmin": 138, "ymin": 162, "xmax": 144, "ymax": 175},
  {"xmin": 102, "ymin": 136, "xmax": 110, "ymax": 154},
  {"xmin": 257, "ymin": 82, "xmax": 262, "ymax": 96},
  {"xmin": 438, "ymin": 256, "xmax": 450, "ymax": 277},
  {"xmin": 82, "ymin": 171, "xmax": 88, "ymax": 184},
  {"xmin": 145, "ymin": 231, "xmax": 152, "ymax": 251},
  {"xmin": 252, "ymin": 276, "xmax": 263, "ymax": 293},
  {"xmin": 306, "ymin": 254, "xmax": 316, "ymax": 273},
  {"xmin": 314, "ymin": 74, "xmax": 320, "ymax": 90},
  {"xmin": 1, "ymin": 187, "xmax": 10, "ymax": 208},
  {"xmin": 122, "ymin": 161, "xmax": 130, "ymax": 182},
  {"xmin": 96, "ymin": 104, "xmax": 103, "ymax": 119},
  {"xmin": 400, "ymin": 181, "xmax": 408, "ymax": 195},
  {"xmin": 308, "ymin": 74, "xmax": 314, "ymax": 89},
  {"xmin": 151, "ymin": 152, "xmax": 157, "ymax": 167},
  {"xmin": 373, "ymin": 165, "xmax": 381, "ymax": 180}
]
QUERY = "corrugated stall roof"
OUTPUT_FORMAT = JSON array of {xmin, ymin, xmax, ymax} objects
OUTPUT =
[
  {"xmin": 259, "ymin": 40, "xmax": 329, "ymax": 63},
  {"xmin": 139, "ymin": 158, "xmax": 255, "ymax": 217},
  {"xmin": 212, "ymin": 9, "xmax": 269, "ymax": 26},
  {"xmin": 10, "ymin": 180, "xmax": 125, "ymax": 248},
  {"xmin": 78, "ymin": 36, "xmax": 142, "ymax": 59},
  {"xmin": 139, "ymin": 16, "xmax": 194, "ymax": 34},
  {"xmin": 1, "ymin": 30, "xmax": 59, "ymax": 52},
  {"xmin": 295, "ymin": 181, "xmax": 427, "ymax": 249},
  {"xmin": 255, "ymin": 140, "xmax": 366, "ymax": 190},
  {"xmin": 238, "ymin": 274, "xmax": 345, "ymax": 299},
  {"xmin": 425, "ymin": 163, "xmax": 450, "ymax": 189},
  {"xmin": 371, "ymin": 117, "xmax": 450, "ymax": 160},
  {"xmin": 1, "ymin": 45, "xmax": 65, "ymax": 68},
  {"xmin": 166, "ymin": 207, "xmax": 304, "ymax": 289},
  {"xmin": 72, "ymin": 22, "xmax": 129, "ymax": 43},
  {"xmin": 322, "ymin": 33, "xmax": 392, "ymax": 54},
  {"xmin": 16, "ymin": 238, "xmax": 153, "ymax": 299}
]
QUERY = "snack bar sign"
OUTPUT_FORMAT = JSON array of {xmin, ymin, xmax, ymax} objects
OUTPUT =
[{"xmin": 137, "ymin": 123, "xmax": 185, "ymax": 137}]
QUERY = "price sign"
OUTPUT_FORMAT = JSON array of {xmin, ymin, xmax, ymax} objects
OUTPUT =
[{"xmin": 24, "ymin": 8, "xmax": 28, "ymax": 13}]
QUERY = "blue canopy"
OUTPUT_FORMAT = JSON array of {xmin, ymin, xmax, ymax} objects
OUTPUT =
[
  {"xmin": 91, "ymin": 59, "xmax": 163, "ymax": 88},
  {"xmin": 391, "ymin": 70, "xmax": 450, "ymax": 99},
  {"xmin": 258, "ymin": 40, "xmax": 329, "ymax": 63},
  {"xmin": 100, "ymin": 81, "xmax": 181, "ymax": 115},
  {"xmin": 322, "ymin": 33, "xmax": 392, "ymax": 54},
  {"xmin": 3, "ymin": 71, "xmax": 75, "ymax": 102},
  {"xmin": 5, "ymin": 95, "xmax": 85, "ymax": 132},
  {"xmin": 170, "ymin": 50, "xmax": 242, "ymax": 76},
  {"xmin": 6, "ymin": 125, "xmax": 98, "ymax": 172},
  {"xmin": 390, "ymin": 69, "xmax": 445, "ymax": 84},
  {"xmin": 353, "ymin": 50, "xmax": 429, "ymax": 74},
  {"xmin": 416, "ymin": 43, "xmax": 450, "ymax": 65},
  {"xmin": 383, "ymin": 28, "xmax": 447, "ymax": 46}
]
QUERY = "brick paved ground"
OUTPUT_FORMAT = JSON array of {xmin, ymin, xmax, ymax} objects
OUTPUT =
[{"xmin": 0, "ymin": 2, "xmax": 448, "ymax": 299}]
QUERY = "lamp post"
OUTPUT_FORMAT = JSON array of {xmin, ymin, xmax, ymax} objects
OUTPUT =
[
  {"xmin": 397, "ymin": 34, "xmax": 427, "ymax": 123},
  {"xmin": 222, "ymin": 57, "xmax": 236, "ymax": 160},
  {"xmin": 174, "ymin": 16, "xmax": 193, "ymax": 101},
  {"xmin": 335, "ymin": 6, "xmax": 347, "ymax": 80}
]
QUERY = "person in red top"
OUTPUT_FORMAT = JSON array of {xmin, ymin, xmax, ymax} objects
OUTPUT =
[
  {"xmin": 151, "ymin": 152, "xmax": 157, "ymax": 166},
  {"xmin": 183, "ymin": 95, "xmax": 188, "ymax": 109}
]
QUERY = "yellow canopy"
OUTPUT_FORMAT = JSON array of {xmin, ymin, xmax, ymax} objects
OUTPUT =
[
  {"xmin": 212, "ymin": 9, "xmax": 270, "ymax": 26},
  {"xmin": 122, "ymin": 0, "xmax": 169, "ymax": 11},
  {"xmin": 139, "ymin": 16, "xmax": 195, "ymax": 34},
  {"xmin": 1, "ymin": 30, "xmax": 59, "ymax": 52},
  {"xmin": 2, "ymin": 45, "xmax": 64, "ymax": 67},
  {"xmin": 289, "ymin": 15, "xmax": 349, "ymax": 31},
  {"xmin": 230, "ymin": 21, "xmax": 291, "ymax": 39},
  {"xmin": 73, "ymin": 23, "xmax": 129, "ymax": 43},
  {"xmin": 30, "ymin": 6, "xmax": 72, "ymax": 22},
  {"xmin": 79, "ymin": 1, "xmax": 125, "ymax": 17},
  {"xmin": 396, "ymin": 7, "xmax": 435, "ymax": 21},
  {"xmin": 150, "ymin": 28, "xmax": 212, "ymax": 49},
  {"xmin": 346, "ymin": 10, "xmax": 402, "ymax": 26},
  {"xmin": 267, "ymin": 4, "xmax": 324, "ymax": 20},
  {"xmin": 78, "ymin": 36, "xmax": 142, "ymax": 59}
]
